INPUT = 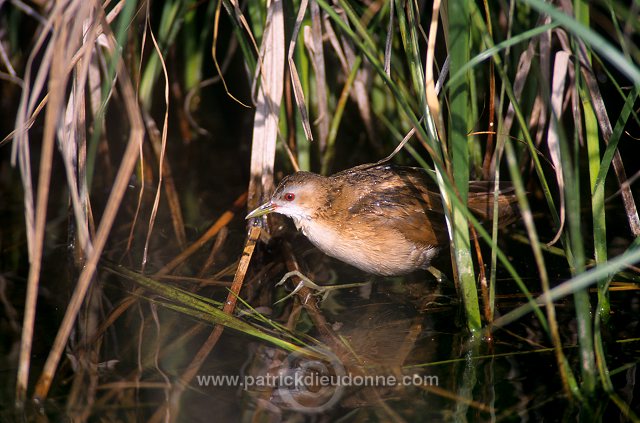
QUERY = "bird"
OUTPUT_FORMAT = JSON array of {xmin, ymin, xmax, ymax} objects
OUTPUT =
[{"xmin": 246, "ymin": 163, "xmax": 518, "ymax": 276}]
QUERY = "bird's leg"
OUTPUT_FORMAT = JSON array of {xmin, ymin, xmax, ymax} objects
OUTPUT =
[
  {"xmin": 274, "ymin": 270, "xmax": 368, "ymax": 304},
  {"xmin": 426, "ymin": 266, "xmax": 448, "ymax": 283}
]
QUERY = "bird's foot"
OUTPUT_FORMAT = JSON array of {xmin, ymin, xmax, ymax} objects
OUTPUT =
[{"xmin": 275, "ymin": 270, "xmax": 368, "ymax": 304}]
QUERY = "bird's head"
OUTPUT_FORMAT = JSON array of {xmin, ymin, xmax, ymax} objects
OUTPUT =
[{"xmin": 245, "ymin": 172, "xmax": 326, "ymax": 225}]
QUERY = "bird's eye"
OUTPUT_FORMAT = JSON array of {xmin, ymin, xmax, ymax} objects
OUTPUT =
[{"xmin": 284, "ymin": 193, "xmax": 295, "ymax": 201}]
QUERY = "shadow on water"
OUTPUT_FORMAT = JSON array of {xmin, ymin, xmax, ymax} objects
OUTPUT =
[{"xmin": 183, "ymin": 261, "xmax": 639, "ymax": 422}]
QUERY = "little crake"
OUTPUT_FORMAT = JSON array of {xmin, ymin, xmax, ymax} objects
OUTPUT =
[{"xmin": 246, "ymin": 163, "xmax": 517, "ymax": 276}]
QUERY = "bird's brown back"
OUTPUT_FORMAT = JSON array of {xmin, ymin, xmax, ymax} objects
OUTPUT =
[{"xmin": 316, "ymin": 164, "xmax": 517, "ymax": 248}]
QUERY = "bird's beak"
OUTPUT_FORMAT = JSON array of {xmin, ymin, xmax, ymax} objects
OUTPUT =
[{"xmin": 245, "ymin": 201, "xmax": 277, "ymax": 219}]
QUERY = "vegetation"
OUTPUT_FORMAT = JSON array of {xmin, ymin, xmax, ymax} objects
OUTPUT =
[{"xmin": 0, "ymin": 0, "xmax": 638, "ymax": 420}]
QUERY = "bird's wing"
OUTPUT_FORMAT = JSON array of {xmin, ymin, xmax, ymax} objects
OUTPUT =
[{"xmin": 340, "ymin": 166, "xmax": 449, "ymax": 246}]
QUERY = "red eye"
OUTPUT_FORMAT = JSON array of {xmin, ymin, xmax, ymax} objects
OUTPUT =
[{"xmin": 284, "ymin": 193, "xmax": 295, "ymax": 201}]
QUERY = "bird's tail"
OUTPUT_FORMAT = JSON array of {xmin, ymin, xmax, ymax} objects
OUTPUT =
[{"xmin": 467, "ymin": 182, "xmax": 519, "ymax": 227}]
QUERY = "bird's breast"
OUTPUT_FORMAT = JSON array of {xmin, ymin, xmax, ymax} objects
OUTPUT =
[{"xmin": 296, "ymin": 219, "xmax": 438, "ymax": 276}]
